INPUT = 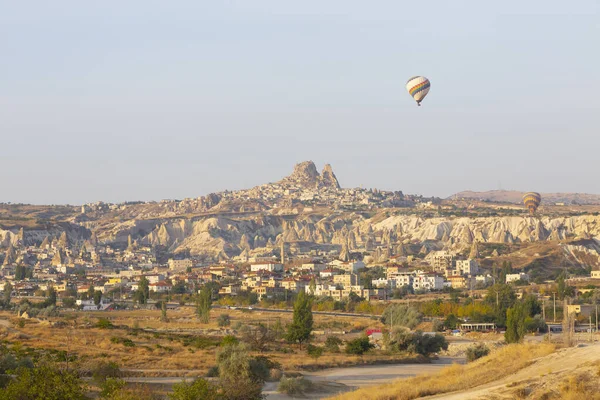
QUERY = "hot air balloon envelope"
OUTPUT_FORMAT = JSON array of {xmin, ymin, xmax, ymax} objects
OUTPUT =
[
  {"xmin": 406, "ymin": 76, "xmax": 430, "ymax": 106},
  {"xmin": 523, "ymin": 192, "xmax": 541, "ymax": 215}
]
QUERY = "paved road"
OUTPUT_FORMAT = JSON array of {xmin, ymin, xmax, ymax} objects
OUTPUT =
[{"xmin": 264, "ymin": 357, "xmax": 465, "ymax": 399}]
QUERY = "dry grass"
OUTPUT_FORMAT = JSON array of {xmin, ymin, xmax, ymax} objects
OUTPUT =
[
  {"xmin": 0, "ymin": 307, "xmax": 392, "ymax": 376},
  {"xmin": 328, "ymin": 342, "xmax": 556, "ymax": 400}
]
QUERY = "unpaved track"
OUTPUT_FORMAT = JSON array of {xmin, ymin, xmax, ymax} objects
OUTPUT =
[
  {"xmin": 425, "ymin": 343, "xmax": 600, "ymax": 399},
  {"xmin": 264, "ymin": 357, "xmax": 464, "ymax": 400}
]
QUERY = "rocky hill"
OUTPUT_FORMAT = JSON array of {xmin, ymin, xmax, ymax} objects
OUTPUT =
[
  {"xmin": 3, "ymin": 162, "xmax": 600, "ymax": 279},
  {"xmin": 277, "ymin": 161, "xmax": 340, "ymax": 189}
]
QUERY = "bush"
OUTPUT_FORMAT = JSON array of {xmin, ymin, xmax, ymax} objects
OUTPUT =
[
  {"xmin": 110, "ymin": 337, "xmax": 135, "ymax": 347},
  {"xmin": 466, "ymin": 343, "xmax": 490, "ymax": 363},
  {"xmin": 99, "ymin": 377, "xmax": 126, "ymax": 398},
  {"xmin": 62, "ymin": 297, "xmax": 77, "ymax": 308},
  {"xmin": 205, "ymin": 366, "xmax": 219, "ymax": 377},
  {"xmin": 324, "ymin": 336, "xmax": 342, "ymax": 353},
  {"xmin": 268, "ymin": 368, "xmax": 283, "ymax": 382},
  {"xmin": 306, "ymin": 344, "xmax": 324, "ymax": 360},
  {"xmin": 444, "ymin": 314, "xmax": 459, "ymax": 330},
  {"xmin": 0, "ymin": 363, "xmax": 87, "ymax": 399},
  {"xmin": 381, "ymin": 304, "xmax": 422, "ymax": 329},
  {"xmin": 169, "ymin": 378, "xmax": 221, "ymax": 400},
  {"xmin": 220, "ymin": 335, "xmax": 239, "ymax": 347},
  {"xmin": 277, "ymin": 376, "xmax": 314, "ymax": 396},
  {"xmin": 345, "ymin": 336, "xmax": 374, "ymax": 355},
  {"xmin": 96, "ymin": 318, "xmax": 113, "ymax": 329},
  {"xmin": 217, "ymin": 314, "xmax": 231, "ymax": 327},
  {"xmin": 91, "ymin": 361, "xmax": 122, "ymax": 384},
  {"xmin": 389, "ymin": 328, "xmax": 448, "ymax": 356}
]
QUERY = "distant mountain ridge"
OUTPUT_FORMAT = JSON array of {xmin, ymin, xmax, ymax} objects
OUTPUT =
[{"xmin": 451, "ymin": 190, "xmax": 600, "ymax": 205}]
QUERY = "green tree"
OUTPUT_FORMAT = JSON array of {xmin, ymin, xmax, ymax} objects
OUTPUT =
[
  {"xmin": 324, "ymin": 336, "xmax": 343, "ymax": 353},
  {"xmin": 93, "ymin": 290, "xmax": 102, "ymax": 306},
  {"xmin": 87, "ymin": 284, "xmax": 95, "ymax": 300},
  {"xmin": 197, "ymin": 285, "xmax": 212, "ymax": 324},
  {"xmin": 62, "ymin": 297, "xmax": 77, "ymax": 308},
  {"xmin": 306, "ymin": 344, "xmax": 324, "ymax": 361},
  {"xmin": 381, "ymin": 304, "xmax": 423, "ymax": 329},
  {"xmin": 556, "ymin": 272, "xmax": 575, "ymax": 300},
  {"xmin": 505, "ymin": 302, "xmax": 527, "ymax": 343},
  {"xmin": 0, "ymin": 363, "xmax": 87, "ymax": 400},
  {"xmin": 444, "ymin": 314, "xmax": 459, "ymax": 329},
  {"xmin": 161, "ymin": 300, "xmax": 168, "ymax": 322},
  {"xmin": 171, "ymin": 281, "xmax": 187, "ymax": 294},
  {"xmin": 217, "ymin": 343, "xmax": 264, "ymax": 400},
  {"xmin": 484, "ymin": 284, "xmax": 516, "ymax": 327},
  {"xmin": 272, "ymin": 317, "xmax": 284, "ymax": 339},
  {"xmin": 136, "ymin": 276, "xmax": 150, "ymax": 305},
  {"xmin": 240, "ymin": 323, "xmax": 274, "ymax": 352},
  {"xmin": 14, "ymin": 265, "xmax": 26, "ymax": 281},
  {"xmin": 2, "ymin": 282, "xmax": 12, "ymax": 309},
  {"xmin": 345, "ymin": 336, "xmax": 374, "ymax": 355},
  {"xmin": 170, "ymin": 378, "xmax": 222, "ymax": 400},
  {"xmin": 286, "ymin": 291, "xmax": 313, "ymax": 348}
]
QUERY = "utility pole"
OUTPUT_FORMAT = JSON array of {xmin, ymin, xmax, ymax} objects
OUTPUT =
[
  {"xmin": 542, "ymin": 299, "xmax": 546, "ymax": 321},
  {"xmin": 496, "ymin": 291, "xmax": 499, "ymax": 308},
  {"xmin": 553, "ymin": 292, "xmax": 556, "ymax": 322},
  {"xmin": 590, "ymin": 316, "xmax": 593, "ymax": 343}
]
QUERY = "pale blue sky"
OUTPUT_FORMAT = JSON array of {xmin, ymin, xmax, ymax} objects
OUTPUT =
[{"xmin": 1, "ymin": 1, "xmax": 598, "ymax": 204}]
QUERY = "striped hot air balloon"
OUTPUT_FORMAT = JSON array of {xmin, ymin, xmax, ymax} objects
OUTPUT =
[
  {"xmin": 522, "ymin": 192, "xmax": 542, "ymax": 215},
  {"xmin": 406, "ymin": 76, "xmax": 430, "ymax": 106}
]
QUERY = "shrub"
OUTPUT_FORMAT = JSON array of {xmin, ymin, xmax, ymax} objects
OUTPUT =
[
  {"xmin": 205, "ymin": 366, "xmax": 219, "ymax": 377},
  {"xmin": 345, "ymin": 336, "xmax": 374, "ymax": 355},
  {"xmin": 381, "ymin": 305, "xmax": 422, "ymax": 330},
  {"xmin": 62, "ymin": 297, "xmax": 77, "ymax": 308},
  {"xmin": 99, "ymin": 377, "xmax": 126, "ymax": 398},
  {"xmin": 432, "ymin": 319, "xmax": 444, "ymax": 332},
  {"xmin": 324, "ymin": 336, "xmax": 343, "ymax": 353},
  {"xmin": 389, "ymin": 328, "xmax": 448, "ymax": 356},
  {"xmin": 466, "ymin": 343, "xmax": 490, "ymax": 363},
  {"xmin": 220, "ymin": 335, "xmax": 239, "ymax": 347},
  {"xmin": 277, "ymin": 377, "xmax": 314, "ymax": 396},
  {"xmin": 306, "ymin": 344, "xmax": 324, "ymax": 361},
  {"xmin": 217, "ymin": 314, "xmax": 231, "ymax": 327},
  {"xmin": 110, "ymin": 337, "xmax": 135, "ymax": 347},
  {"xmin": 96, "ymin": 318, "xmax": 113, "ymax": 329},
  {"xmin": 269, "ymin": 368, "xmax": 283, "ymax": 382},
  {"xmin": 169, "ymin": 378, "xmax": 221, "ymax": 400},
  {"xmin": 91, "ymin": 361, "xmax": 122, "ymax": 384},
  {"xmin": 444, "ymin": 314, "xmax": 459, "ymax": 330},
  {"xmin": 0, "ymin": 363, "xmax": 87, "ymax": 400}
]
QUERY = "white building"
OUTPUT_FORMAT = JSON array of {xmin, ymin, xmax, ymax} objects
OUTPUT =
[
  {"xmin": 329, "ymin": 260, "xmax": 365, "ymax": 273},
  {"xmin": 455, "ymin": 259, "xmax": 479, "ymax": 275},
  {"xmin": 300, "ymin": 263, "xmax": 326, "ymax": 272},
  {"xmin": 149, "ymin": 281, "xmax": 173, "ymax": 293},
  {"xmin": 506, "ymin": 273, "xmax": 529, "ymax": 283},
  {"xmin": 372, "ymin": 278, "xmax": 397, "ymax": 289},
  {"xmin": 250, "ymin": 263, "xmax": 284, "ymax": 272},
  {"xmin": 168, "ymin": 259, "xmax": 193, "ymax": 270},
  {"xmin": 76, "ymin": 299, "xmax": 112, "ymax": 311},
  {"xmin": 413, "ymin": 274, "xmax": 444, "ymax": 291}
]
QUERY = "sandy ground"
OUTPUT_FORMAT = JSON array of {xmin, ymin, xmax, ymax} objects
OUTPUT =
[
  {"xmin": 264, "ymin": 357, "xmax": 465, "ymax": 400},
  {"xmin": 425, "ymin": 342, "xmax": 600, "ymax": 399}
]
